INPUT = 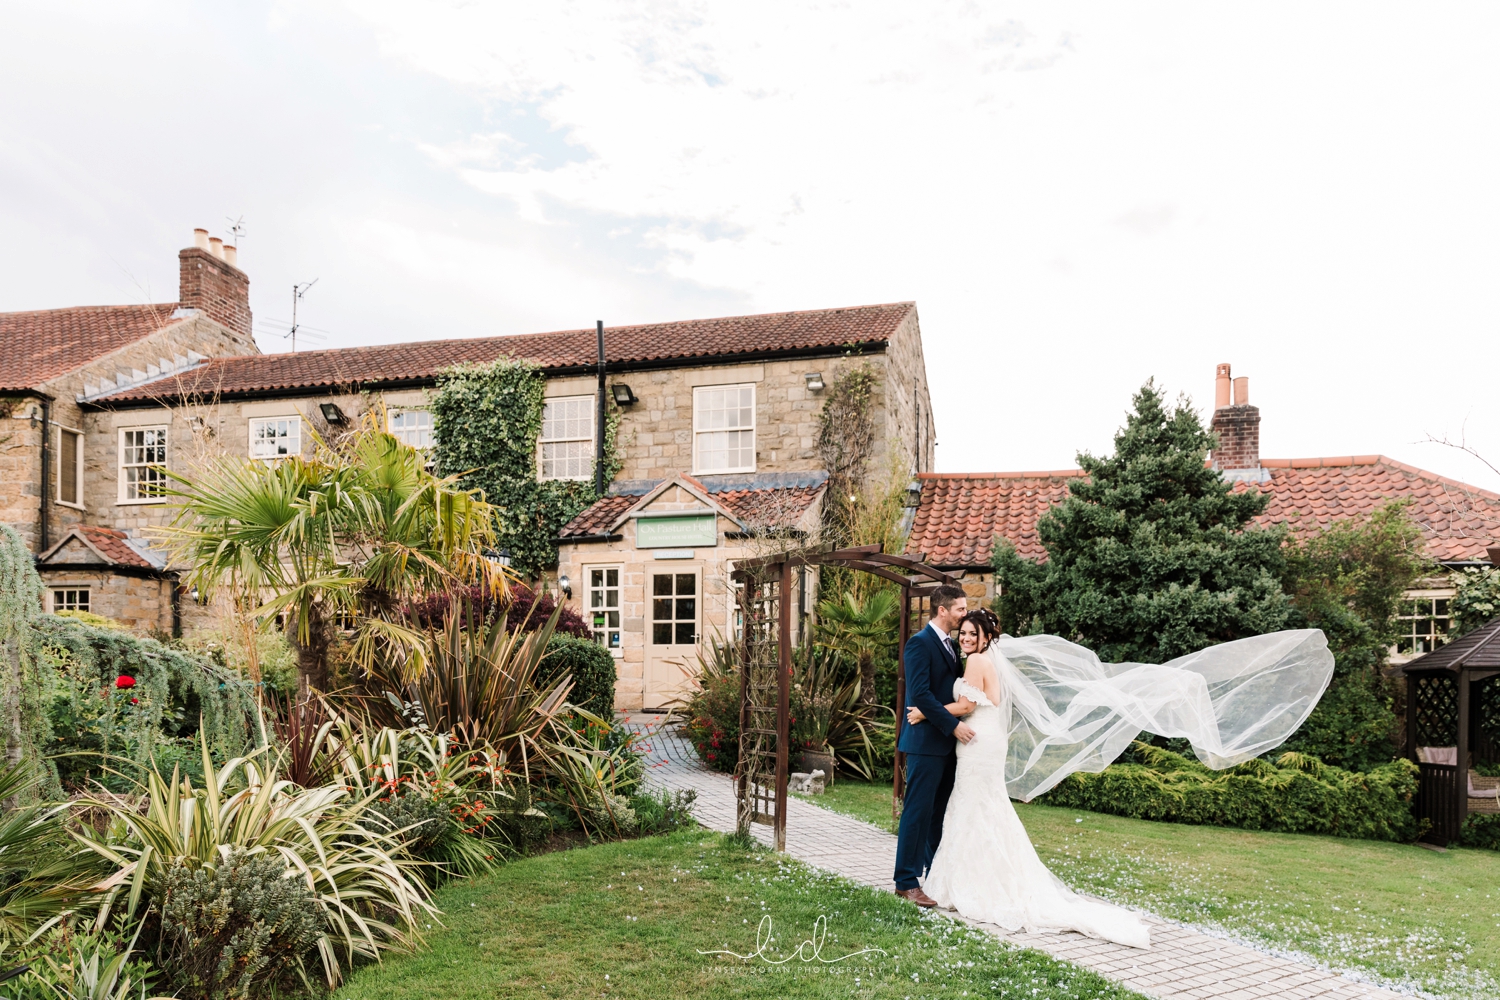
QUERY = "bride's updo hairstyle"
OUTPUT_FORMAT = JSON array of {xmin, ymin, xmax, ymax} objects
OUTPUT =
[{"xmin": 960, "ymin": 608, "xmax": 1001, "ymax": 652}]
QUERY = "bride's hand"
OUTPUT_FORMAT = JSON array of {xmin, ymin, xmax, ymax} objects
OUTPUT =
[{"xmin": 906, "ymin": 706, "xmax": 926, "ymax": 725}]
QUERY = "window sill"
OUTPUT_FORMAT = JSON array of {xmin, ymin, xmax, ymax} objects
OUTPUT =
[
  {"xmin": 693, "ymin": 467, "xmax": 757, "ymax": 476},
  {"xmin": 116, "ymin": 498, "xmax": 167, "ymax": 506},
  {"xmin": 55, "ymin": 500, "xmax": 85, "ymax": 511}
]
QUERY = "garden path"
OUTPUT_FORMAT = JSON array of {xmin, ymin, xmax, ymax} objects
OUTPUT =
[{"xmin": 625, "ymin": 717, "xmax": 1409, "ymax": 1000}]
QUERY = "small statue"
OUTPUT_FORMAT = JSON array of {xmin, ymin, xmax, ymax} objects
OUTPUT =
[{"xmin": 789, "ymin": 769, "xmax": 827, "ymax": 795}]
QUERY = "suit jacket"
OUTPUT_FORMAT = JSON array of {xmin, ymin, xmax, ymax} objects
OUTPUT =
[{"xmin": 897, "ymin": 624, "xmax": 962, "ymax": 756}]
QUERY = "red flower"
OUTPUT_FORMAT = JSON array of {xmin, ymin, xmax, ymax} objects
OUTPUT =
[
  {"xmin": 115, "ymin": 675, "xmax": 136, "ymax": 690},
  {"xmin": 130, "ymin": 697, "xmax": 139, "ymax": 704}
]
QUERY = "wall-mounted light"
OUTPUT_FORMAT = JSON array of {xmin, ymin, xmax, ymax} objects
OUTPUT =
[
  {"xmin": 484, "ymin": 547, "xmax": 513, "ymax": 568},
  {"xmin": 558, "ymin": 573, "xmax": 572, "ymax": 599},
  {"xmin": 804, "ymin": 372, "xmax": 825, "ymax": 392},
  {"xmin": 611, "ymin": 384, "xmax": 637, "ymax": 406},
  {"xmin": 319, "ymin": 403, "xmax": 348, "ymax": 425},
  {"xmin": 903, "ymin": 478, "xmax": 923, "ymax": 509}
]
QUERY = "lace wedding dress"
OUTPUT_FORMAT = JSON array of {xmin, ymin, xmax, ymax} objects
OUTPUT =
[
  {"xmin": 922, "ymin": 675, "xmax": 1152, "ymax": 948},
  {"xmin": 922, "ymin": 629, "xmax": 1334, "ymax": 949}
]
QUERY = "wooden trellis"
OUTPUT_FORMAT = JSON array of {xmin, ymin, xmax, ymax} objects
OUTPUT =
[
  {"xmin": 1401, "ymin": 617, "xmax": 1500, "ymax": 845},
  {"xmin": 731, "ymin": 544, "xmax": 959, "ymax": 850}
]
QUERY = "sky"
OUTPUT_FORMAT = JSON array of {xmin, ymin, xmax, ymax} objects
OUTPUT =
[{"xmin": 2, "ymin": 1, "xmax": 1498, "ymax": 491}]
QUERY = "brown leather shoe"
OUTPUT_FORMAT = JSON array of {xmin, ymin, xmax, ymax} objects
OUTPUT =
[{"xmin": 895, "ymin": 887, "xmax": 938, "ymax": 908}]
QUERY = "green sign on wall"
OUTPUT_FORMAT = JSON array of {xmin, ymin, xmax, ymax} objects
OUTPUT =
[{"xmin": 635, "ymin": 514, "xmax": 717, "ymax": 549}]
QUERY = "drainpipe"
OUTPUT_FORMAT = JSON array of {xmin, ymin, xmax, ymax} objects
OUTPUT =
[
  {"xmin": 595, "ymin": 320, "xmax": 607, "ymax": 497},
  {"xmin": 171, "ymin": 575, "xmax": 182, "ymax": 638},
  {"xmin": 38, "ymin": 399, "xmax": 51, "ymax": 553}
]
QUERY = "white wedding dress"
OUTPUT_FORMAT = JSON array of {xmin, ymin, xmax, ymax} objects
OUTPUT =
[
  {"xmin": 922, "ymin": 675, "xmax": 1152, "ymax": 948},
  {"xmin": 921, "ymin": 629, "xmax": 1335, "ymax": 950}
]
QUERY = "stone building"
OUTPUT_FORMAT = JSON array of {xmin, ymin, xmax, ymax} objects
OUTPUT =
[
  {"xmin": 906, "ymin": 363, "xmax": 1500, "ymax": 663},
  {"xmin": 7, "ymin": 254, "xmax": 937, "ymax": 705},
  {"xmin": 0, "ymin": 228, "xmax": 258, "ymax": 631}
]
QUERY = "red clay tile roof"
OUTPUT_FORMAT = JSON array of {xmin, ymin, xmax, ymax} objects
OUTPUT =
[
  {"xmin": 558, "ymin": 495, "xmax": 638, "ymax": 538},
  {"xmin": 558, "ymin": 478, "xmax": 826, "ymax": 539},
  {"xmin": 1247, "ymin": 457, "xmax": 1500, "ymax": 562},
  {"xmin": 715, "ymin": 484, "xmax": 824, "ymax": 527},
  {"xmin": 907, "ymin": 457, "xmax": 1500, "ymax": 568},
  {"xmin": 95, "ymin": 302, "xmax": 915, "ymax": 404},
  {"xmin": 904, "ymin": 471, "xmax": 1085, "ymax": 567},
  {"xmin": 37, "ymin": 525, "xmax": 160, "ymax": 569},
  {"xmin": 0, "ymin": 304, "xmax": 182, "ymax": 391}
]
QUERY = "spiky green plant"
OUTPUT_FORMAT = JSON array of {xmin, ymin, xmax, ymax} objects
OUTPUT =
[{"xmin": 72, "ymin": 737, "xmax": 434, "ymax": 990}]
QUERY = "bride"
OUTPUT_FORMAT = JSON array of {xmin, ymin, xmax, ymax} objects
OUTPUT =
[{"xmin": 907, "ymin": 608, "xmax": 1333, "ymax": 949}]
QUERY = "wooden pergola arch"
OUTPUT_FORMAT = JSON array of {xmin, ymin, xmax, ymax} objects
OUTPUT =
[{"xmin": 729, "ymin": 543, "xmax": 960, "ymax": 850}]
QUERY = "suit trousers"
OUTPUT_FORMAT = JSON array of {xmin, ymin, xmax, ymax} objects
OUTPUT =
[{"xmin": 893, "ymin": 750, "xmax": 957, "ymax": 891}]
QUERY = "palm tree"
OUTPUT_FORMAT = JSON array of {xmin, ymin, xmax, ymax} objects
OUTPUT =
[
  {"xmin": 816, "ymin": 588, "xmax": 899, "ymax": 706},
  {"xmin": 162, "ymin": 410, "xmax": 509, "ymax": 695}
]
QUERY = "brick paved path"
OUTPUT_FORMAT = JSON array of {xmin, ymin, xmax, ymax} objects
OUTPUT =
[{"xmin": 625, "ymin": 717, "xmax": 1410, "ymax": 1000}]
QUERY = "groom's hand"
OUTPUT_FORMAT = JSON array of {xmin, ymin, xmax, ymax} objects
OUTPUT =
[{"xmin": 953, "ymin": 721, "xmax": 977, "ymax": 744}]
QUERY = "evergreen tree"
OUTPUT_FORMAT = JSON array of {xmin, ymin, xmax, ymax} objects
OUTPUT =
[{"xmin": 993, "ymin": 380, "xmax": 1292, "ymax": 663}]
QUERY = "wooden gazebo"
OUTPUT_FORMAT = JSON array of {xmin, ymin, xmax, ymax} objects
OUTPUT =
[
  {"xmin": 1401, "ymin": 616, "xmax": 1500, "ymax": 845},
  {"xmin": 729, "ymin": 544, "xmax": 959, "ymax": 850}
]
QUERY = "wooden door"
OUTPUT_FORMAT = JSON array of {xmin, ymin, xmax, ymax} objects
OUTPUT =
[{"xmin": 645, "ymin": 569, "xmax": 699, "ymax": 709}]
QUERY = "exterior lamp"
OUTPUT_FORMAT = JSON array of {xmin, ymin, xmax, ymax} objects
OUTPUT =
[
  {"xmin": 319, "ymin": 403, "xmax": 348, "ymax": 425},
  {"xmin": 611, "ymin": 384, "xmax": 637, "ymax": 406},
  {"xmin": 903, "ymin": 478, "xmax": 923, "ymax": 508},
  {"xmin": 558, "ymin": 573, "xmax": 572, "ymax": 598},
  {"xmin": 804, "ymin": 372, "xmax": 825, "ymax": 392}
]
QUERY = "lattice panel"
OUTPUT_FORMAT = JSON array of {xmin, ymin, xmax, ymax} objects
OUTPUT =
[
  {"xmin": 736, "ymin": 572, "xmax": 782, "ymax": 831},
  {"xmin": 1475, "ymin": 676, "xmax": 1500, "ymax": 766},
  {"xmin": 1412, "ymin": 674, "xmax": 1458, "ymax": 748}
]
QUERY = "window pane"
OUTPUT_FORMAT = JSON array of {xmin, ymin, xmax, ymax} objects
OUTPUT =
[
  {"xmin": 59, "ymin": 430, "xmax": 79, "ymax": 504},
  {"xmin": 606, "ymin": 569, "xmax": 618, "ymax": 587},
  {"xmin": 250, "ymin": 417, "xmax": 300, "ymax": 459},
  {"xmin": 591, "ymin": 569, "xmax": 604, "ymax": 588},
  {"xmin": 652, "ymin": 598, "xmax": 673, "ymax": 620},
  {"xmin": 676, "ymin": 598, "xmax": 696, "ymax": 620},
  {"xmin": 676, "ymin": 622, "xmax": 695, "ymax": 644},
  {"xmin": 391, "ymin": 410, "xmax": 434, "ymax": 449},
  {"xmin": 653, "ymin": 623, "xmax": 673, "ymax": 644},
  {"xmin": 653, "ymin": 575, "xmax": 673, "ymax": 596},
  {"xmin": 676, "ymin": 574, "xmax": 695, "ymax": 595}
]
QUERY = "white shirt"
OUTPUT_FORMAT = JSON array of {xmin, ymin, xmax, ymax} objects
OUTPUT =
[{"xmin": 926, "ymin": 620, "xmax": 957, "ymax": 662}]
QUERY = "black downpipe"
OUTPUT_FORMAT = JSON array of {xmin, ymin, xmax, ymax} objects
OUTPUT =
[
  {"xmin": 38, "ymin": 400, "xmax": 51, "ymax": 553},
  {"xmin": 595, "ymin": 320, "xmax": 607, "ymax": 497},
  {"xmin": 171, "ymin": 575, "xmax": 182, "ymax": 638}
]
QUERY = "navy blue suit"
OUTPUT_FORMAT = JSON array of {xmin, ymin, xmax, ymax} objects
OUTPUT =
[{"xmin": 893, "ymin": 624, "xmax": 962, "ymax": 891}]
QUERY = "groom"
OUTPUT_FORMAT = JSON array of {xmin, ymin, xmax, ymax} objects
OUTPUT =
[{"xmin": 892, "ymin": 584, "xmax": 975, "ymax": 907}]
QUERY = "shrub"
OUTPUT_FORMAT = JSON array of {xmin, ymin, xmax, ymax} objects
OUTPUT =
[
  {"xmin": 156, "ymin": 849, "xmax": 324, "ymax": 1000},
  {"xmin": 629, "ymin": 789, "xmax": 698, "ymax": 834},
  {"xmin": 408, "ymin": 583, "xmax": 592, "ymax": 639},
  {"xmin": 1461, "ymin": 813, "xmax": 1500, "ymax": 850},
  {"xmin": 682, "ymin": 673, "xmax": 740, "ymax": 774},
  {"xmin": 540, "ymin": 635, "xmax": 618, "ymax": 718},
  {"xmin": 1276, "ymin": 670, "xmax": 1402, "ymax": 774},
  {"xmin": 1038, "ymin": 743, "xmax": 1420, "ymax": 842},
  {"xmin": 1451, "ymin": 566, "xmax": 1500, "ymax": 638}
]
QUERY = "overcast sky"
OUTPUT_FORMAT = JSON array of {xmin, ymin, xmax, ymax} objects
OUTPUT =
[{"xmin": 3, "ymin": 2, "xmax": 1497, "ymax": 490}]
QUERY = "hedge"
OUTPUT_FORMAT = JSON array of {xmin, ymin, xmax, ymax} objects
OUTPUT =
[
  {"xmin": 539, "ymin": 635, "xmax": 617, "ymax": 719},
  {"xmin": 1037, "ymin": 743, "xmax": 1420, "ymax": 842}
]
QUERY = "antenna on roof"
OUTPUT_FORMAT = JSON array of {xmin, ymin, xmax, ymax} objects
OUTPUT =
[
  {"xmin": 226, "ymin": 215, "xmax": 247, "ymax": 249},
  {"xmin": 289, "ymin": 278, "xmax": 318, "ymax": 353}
]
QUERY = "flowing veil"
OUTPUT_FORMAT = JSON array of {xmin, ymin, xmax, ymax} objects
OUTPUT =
[{"xmin": 989, "ymin": 629, "xmax": 1335, "ymax": 801}]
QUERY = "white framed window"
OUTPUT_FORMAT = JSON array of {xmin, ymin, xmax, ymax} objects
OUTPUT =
[
  {"xmin": 249, "ymin": 416, "xmax": 301, "ymax": 460},
  {"xmin": 57, "ymin": 428, "xmax": 83, "ymax": 508},
  {"xmin": 587, "ymin": 566, "xmax": 623, "ymax": 657},
  {"xmin": 390, "ymin": 410, "xmax": 434, "ymax": 449},
  {"xmin": 1393, "ymin": 590, "xmax": 1454, "ymax": 658},
  {"xmin": 539, "ymin": 395, "xmax": 595, "ymax": 481},
  {"xmin": 51, "ymin": 589, "xmax": 89, "ymax": 613},
  {"xmin": 118, "ymin": 426, "xmax": 168, "ymax": 502},
  {"xmin": 693, "ymin": 384, "xmax": 755, "ymax": 474}
]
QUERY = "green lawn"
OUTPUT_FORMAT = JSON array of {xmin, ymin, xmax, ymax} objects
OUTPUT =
[
  {"xmin": 335, "ymin": 829, "xmax": 1145, "ymax": 1000},
  {"xmin": 797, "ymin": 780, "xmax": 1500, "ymax": 1000}
]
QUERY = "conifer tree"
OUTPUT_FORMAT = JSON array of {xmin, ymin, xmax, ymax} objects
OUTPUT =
[{"xmin": 993, "ymin": 380, "xmax": 1292, "ymax": 663}]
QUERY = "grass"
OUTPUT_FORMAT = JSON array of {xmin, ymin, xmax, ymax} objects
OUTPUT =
[
  {"xmin": 335, "ymin": 829, "xmax": 1145, "ymax": 1000},
  {"xmin": 797, "ymin": 780, "xmax": 1500, "ymax": 1000}
]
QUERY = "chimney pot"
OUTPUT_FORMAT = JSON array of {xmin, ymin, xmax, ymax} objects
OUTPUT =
[
  {"xmin": 1232, "ymin": 376, "xmax": 1249, "ymax": 406},
  {"xmin": 193, "ymin": 228, "xmax": 210, "ymax": 250},
  {"xmin": 223, "ymin": 244, "xmax": 238, "ymax": 267},
  {"xmin": 208, "ymin": 236, "xmax": 224, "ymax": 260},
  {"xmin": 1214, "ymin": 363, "xmax": 1231, "ymax": 409}
]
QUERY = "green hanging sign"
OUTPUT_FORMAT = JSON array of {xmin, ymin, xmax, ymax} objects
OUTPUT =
[{"xmin": 635, "ymin": 514, "xmax": 717, "ymax": 549}]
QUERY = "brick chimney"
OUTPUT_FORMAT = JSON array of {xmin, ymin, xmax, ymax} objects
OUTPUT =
[
  {"xmin": 1209, "ymin": 363, "xmax": 1267, "ymax": 482},
  {"xmin": 179, "ymin": 228, "xmax": 251, "ymax": 339}
]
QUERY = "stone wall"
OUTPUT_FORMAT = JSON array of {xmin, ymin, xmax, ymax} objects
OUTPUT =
[{"xmin": 39, "ymin": 566, "xmax": 173, "ymax": 633}]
